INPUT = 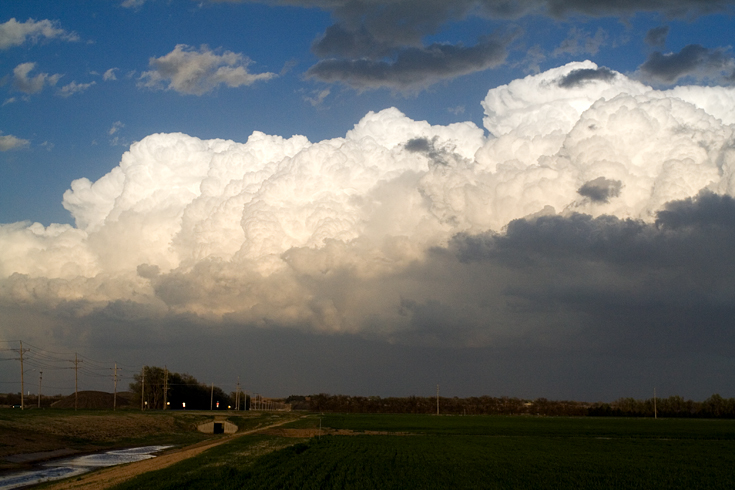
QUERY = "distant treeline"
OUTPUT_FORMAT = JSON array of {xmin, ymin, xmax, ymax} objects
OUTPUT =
[
  {"xmin": 286, "ymin": 393, "xmax": 735, "ymax": 418},
  {"xmin": 0, "ymin": 392, "xmax": 63, "ymax": 408},
  {"xmin": 129, "ymin": 366, "xmax": 247, "ymax": 410}
]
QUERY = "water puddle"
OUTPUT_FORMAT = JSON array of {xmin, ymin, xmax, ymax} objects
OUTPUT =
[{"xmin": 0, "ymin": 445, "xmax": 172, "ymax": 490}]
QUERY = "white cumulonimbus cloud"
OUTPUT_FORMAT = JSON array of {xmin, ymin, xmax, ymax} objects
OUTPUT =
[{"xmin": 1, "ymin": 61, "xmax": 734, "ymax": 344}]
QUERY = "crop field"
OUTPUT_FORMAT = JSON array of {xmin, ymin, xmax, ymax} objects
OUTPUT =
[{"xmin": 106, "ymin": 414, "xmax": 735, "ymax": 489}]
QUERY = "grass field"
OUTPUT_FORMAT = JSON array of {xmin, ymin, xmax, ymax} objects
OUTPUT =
[{"xmin": 107, "ymin": 414, "xmax": 735, "ymax": 489}]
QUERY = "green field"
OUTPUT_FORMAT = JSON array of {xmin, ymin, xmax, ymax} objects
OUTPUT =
[{"xmin": 108, "ymin": 414, "xmax": 735, "ymax": 489}]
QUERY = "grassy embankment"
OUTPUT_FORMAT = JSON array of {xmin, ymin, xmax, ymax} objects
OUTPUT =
[
  {"xmin": 0, "ymin": 409, "xmax": 282, "ymax": 474},
  {"xmin": 106, "ymin": 413, "xmax": 735, "ymax": 489}
]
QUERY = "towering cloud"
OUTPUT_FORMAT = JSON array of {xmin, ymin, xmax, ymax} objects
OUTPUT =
[{"xmin": 1, "ymin": 61, "xmax": 735, "ymax": 352}]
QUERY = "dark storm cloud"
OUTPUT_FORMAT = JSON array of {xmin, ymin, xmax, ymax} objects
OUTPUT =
[
  {"xmin": 306, "ymin": 37, "xmax": 511, "ymax": 90},
  {"xmin": 214, "ymin": 0, "xmax": 735, "ymax": 89},
  {"xmin": 644, "ymin": 25, "xmax": 669, "ymax": 47},
  {"xmin": 312, "ymin": 24, "xmax": 396, "ymax": 59},
  {"xmin": 218, "ymin": 0, "xmax": 735, "ymax": 20},
  {"xmin": 639, "ymin": 44, "xmax": 734, "ymax": 84},
  {"xmin": 542, "ymin": 0, "xmax": 733, "ymax": 17},
  {"xmin": 577, "ymin": 177, "xmax": 622, "ymax": 202},
  {"xmin": 449, "ymin": 192, "xmax": 735, "ymax": 356},
  {"xmin": 558, "ymin": 67, "xmax": 616, "ymax": 88}
]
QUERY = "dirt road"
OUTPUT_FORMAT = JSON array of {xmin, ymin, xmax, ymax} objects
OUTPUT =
[{"xmin": 42, "ymin": 416, "xmax": 301, "ymax": 490}]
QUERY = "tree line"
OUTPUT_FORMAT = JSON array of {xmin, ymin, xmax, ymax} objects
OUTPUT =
[
  {"xmin": 286, "ymin": 393, "xmax": 735, "ymax": 418},
  {"xmin": 129, "ymin": 366, "xmax": 247, "ymax": 410},
  {"xmin": 0, "ymin": 392, "xmax": 63, "ymax": 408}
]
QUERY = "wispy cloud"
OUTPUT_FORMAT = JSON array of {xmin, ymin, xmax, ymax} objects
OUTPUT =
[
  {"xmin": 121, "ymin": 0, "xmax": 148, "ymax": 8},
  {"xmin": 108, "ymin": 121, "xmax": 127, "ymax": 146},
  {"xmin": 303, "ymin": 88, "xmax": 331, "ymax": 106},
  {"xmin": 552, "ymin": 27, "xmax": 607, "ymax": 58},
  {"xmin": 0, "ymin": 18, "xmax": 79, "ymax": 50},
  {"xmin": 103, "ymin": 68, "xmax": 119, "ymax": 81},
  {"xmin": 0, "ymin": 132, "xmax": 30, "ymax": 151},
  {"xmin": 109, "ymin": 121, "xmax": 124, "ymax": 136},
  {"xmin": 138, "ymin": 44, "xmax": 276, "ymax": 95},
  {"xmin": 12, "ymin": 62, "xmax": 62, "ymax": 94},
  {"xmin": 57, "ymin": 80, "xmax": 96, "ymax": 97}
]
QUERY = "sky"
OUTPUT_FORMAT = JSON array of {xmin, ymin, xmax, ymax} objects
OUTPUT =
[{"xmin": 1, "ymin": 0, "xmax": 735, "ymax": 403}]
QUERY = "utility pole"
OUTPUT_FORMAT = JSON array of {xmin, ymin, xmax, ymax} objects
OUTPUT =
[
  {"xmin": 436, "ymin": 384, "xmax": 439, "ymax": 416},
  {"xmin": 236, "ymin": 376, "xmax": 240, "ymax": 411},
  {"xmin": 20, "ymin": 341, "xmax": 24, "ymax": 410},
  {"xmin": 72, "ymin": 354, "xmax": 82, "ymax": 411},
  {"xmin": 210, "ymin": 382, "xmax": 214, "ymax": 410},
  {"xmin": 113, "ymin": 363, "xmax": 119, "ymax": 411},
  {"xmin": 17, "ymin": 341, "xmax": 29, "ymax": 410},
  {"xmin": 163, "ymin": 366, "xmax": 168, "ymax": 410},
  {"xmin": 38, "ymin": 371, "xmax": 42, "ymax": 409},
  {"xmin": 141, "ymin": 367, "xmax": 145, "ymax": 411},
  {"xmin": 654, "ymin": 388, "xmax": 657, "ymax": 419}
]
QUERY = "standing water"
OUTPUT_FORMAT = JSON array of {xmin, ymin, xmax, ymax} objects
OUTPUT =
[{"xmin": 0, "ymin": 445, "xmax": 172, "ymax": 489}]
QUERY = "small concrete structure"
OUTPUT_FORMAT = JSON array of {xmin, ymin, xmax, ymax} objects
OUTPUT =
[{"xmin": 197, "ymin": 418, "xmax": 238, "ymax": 434}]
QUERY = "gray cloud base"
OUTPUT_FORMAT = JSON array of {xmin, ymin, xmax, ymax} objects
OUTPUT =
[
  {"xmin": 307, "ymin": 37, "xmax": 512, "ymax": 91},
  {"xmin": 640, "ymin": 44, "xmax": 735, "ymax": 84}
]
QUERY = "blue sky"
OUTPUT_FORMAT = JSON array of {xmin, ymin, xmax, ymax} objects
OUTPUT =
[
  {"xmin": 1, "ymin": 1, "xmax": 735, "ymax": 401},
  {"xmin": 3, "ymin": 1, "xmax": 733, "ymax": 225}
]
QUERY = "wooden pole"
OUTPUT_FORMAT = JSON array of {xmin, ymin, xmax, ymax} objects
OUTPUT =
[
  {"xmin": 74, "ymin": 353, "xmax": 79, "ymax": 411},
  {"xmin": 436, "ymin": 384, "xmax": 439, "ymax": 416},
  {"xmin": 19, "ymin": 341, "xmax": 25, "ymax": 410},
  {"xmin": 113, "ymin": 363, "xmax": 118, "ymax": 411}
]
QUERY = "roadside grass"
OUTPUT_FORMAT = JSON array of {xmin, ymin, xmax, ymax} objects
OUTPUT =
[
  {"xmin": 104, "ymin": 414, "xmax": 735, "ymax": 489},
  {"xmin": 0, "ymin": 409, "xmax": 283, "ymax": 474}
]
